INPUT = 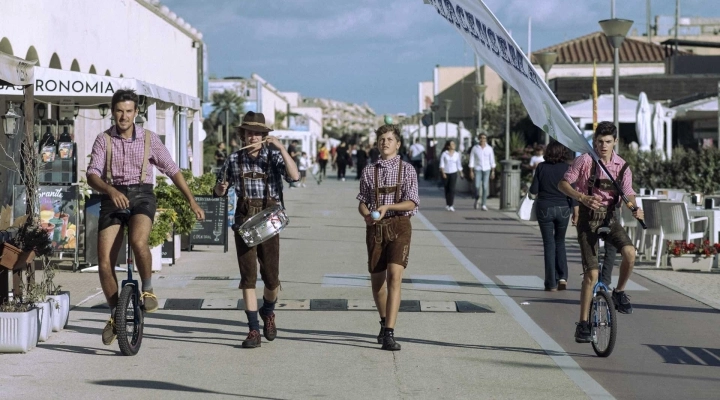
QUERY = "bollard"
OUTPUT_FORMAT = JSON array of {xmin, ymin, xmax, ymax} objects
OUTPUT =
[{"xmin": 500, "ymin": 160, "xmax": 521, "ymax": 211}]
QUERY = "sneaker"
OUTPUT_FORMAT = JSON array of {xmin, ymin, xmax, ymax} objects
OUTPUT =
[
  {"xmin": 574, "ymin": 321, "xmax": 592, "ymax": 343},
  {"xmin": 481, "ymin": 205, "xmax": 488, "ymax": 211},
  {"xmin": 449, "ymin": 206, "xmax": 455, "ymax": 212},
  {"xmin": 612, "ymin": 289, "xmax": 633, "ymax": 314},
  {"xmin": 260, "ymin": 312, "xmax": 277, "ymax": 341},
  {"xmin": 341, "ymin": 178, "xmax": 346, "ymax": 181},
  {"xmin": 558, "ymin": 279, "xmax": 567, "ymax": 291},
  {"xmin": 302, "ymin": 183, "xmax": 307, "ymax": 187},
  {"xmin": 242, "ymin": 330, "xmax": 262, "ymax": 348},
  {"xmin": 377, "ymin": 321, "xmax": 386, "ymax": 344},
  {"xmin": 381, "ymin": 333, "xmax": 401, "ymax": 351},
  {"xmin": 102, "ymin": 317, "xmax": 117, "ymax": 345},
  {"xmin": 445, "ymin": 205, "xmax": 450, "ymax": 211},
  {"xmin": 473, "ymin": 199, "xmax": 479, "ymax": 209},
  {"xmin": 141, "ymin": 290, "xmax": 159, "ymax": 313}
]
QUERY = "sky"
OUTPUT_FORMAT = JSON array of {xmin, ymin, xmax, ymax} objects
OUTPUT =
[{"xmin": 162, "ymin": 0, "xmax": 711, "ymax": 115}]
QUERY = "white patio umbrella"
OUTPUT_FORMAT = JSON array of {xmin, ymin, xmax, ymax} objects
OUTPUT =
[
  {"xmin": 652, "ymin": 101, "xmax": 665, "ymax": 159},
  {"xmin": 635, "ymin": 92, "xmax": 652, "ymax": 152}
]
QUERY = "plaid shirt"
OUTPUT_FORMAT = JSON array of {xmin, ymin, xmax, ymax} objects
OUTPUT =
[
  {"xmin": 357, "ymin": 156, "xmax": 420, "ymax": 217},
  {"xmin": 564, "ymin": 152, "xmax": 635, "ymax": 207},
  {"xmin": 219, "ymin": 146, "xmax": 294, "ymax": 201},
  {"xmin": 87, "ymin": 124, "xmax": 180, "ymax": 185}
]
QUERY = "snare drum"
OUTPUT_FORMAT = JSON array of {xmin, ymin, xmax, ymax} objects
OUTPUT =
[{"xmin": 237, "ymin": 204, "xmax": 289, "ymax": 247}]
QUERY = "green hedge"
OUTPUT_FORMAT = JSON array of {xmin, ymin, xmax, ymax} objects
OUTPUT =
[{"xmin": 623, "ymin": 147, "xmax": 720, "ymax": 194}]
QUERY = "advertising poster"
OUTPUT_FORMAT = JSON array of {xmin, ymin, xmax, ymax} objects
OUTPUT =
[{"xmin": 14, "ymin": 185, "xmax": 79, "ymax": 251}]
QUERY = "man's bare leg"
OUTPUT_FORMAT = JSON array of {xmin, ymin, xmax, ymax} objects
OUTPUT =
[
  {"xmin": 242, "ymin": 287, "xmax": 280, "ymax": 311},
  {"xmin": 384, "ymin": 264, "xmax": 404, "ymax": 329},
  {"xmin": 615, "ymin": 245, "xmax": 636, "ymax": 292},
  {"xmin": 128, "ymin": 214, "xmax": 153, "ymax": 281},
  {"xmin": 371, "ymin": 272, "xmax": 388, "ymax": 320},
  {"xmin": 97, "ymin": 225, "xmax": 124, "ymax": 309},
  {"xmin": 579, "ymin": 269, "xmax": 598, "ymax": 321}
]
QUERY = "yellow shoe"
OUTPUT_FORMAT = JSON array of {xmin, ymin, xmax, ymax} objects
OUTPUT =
[
  {"xmin": 102, "ymin": 317, "xmax": 116, "ymax": 345},
  {"xmin": 141, "ymin": 291, "xmax": 159, "ymax": 313}
]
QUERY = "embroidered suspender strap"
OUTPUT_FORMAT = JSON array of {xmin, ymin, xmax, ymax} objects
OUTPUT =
[
  {"xmin": 612, "ymin": 162, "xmax": 631, "ymax": 207},
  {"xmin": 394, "ymin": 160, "xmax": 403, "ymax": 204},
  {"xmin": 374, "ymin": 165, "xmax": 380, "ymax": 209},
  {"xmin": 587, "ymin": 160, "xmax": 598, "ymax": 196},
  {"xmin": 104, "ymin": 131, "xmax": 113, "ymax": 183},
  {"xmin": 140, "ymin": 130, "xmax": 152, "ymax": 183}
]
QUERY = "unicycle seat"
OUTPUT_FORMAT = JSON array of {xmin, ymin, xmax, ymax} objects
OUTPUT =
[{"xmin": 111, "ymin": 209, "xmax": 132, "ymax": 224}]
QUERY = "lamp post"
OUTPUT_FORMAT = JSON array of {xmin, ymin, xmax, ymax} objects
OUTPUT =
[
  {"xmin": 98, "ymin": 104, "xmax": 109, "ymax": 119},
  {"xmin": 600, "ymin": 18, "xmax": 634, "ymax": 153},
  {"xmin": 443, "ymin": 99, "xmax": 452, "ymax": 140},
  {"xmin": 473, "ymin": 83, "xmax": 486, "ymax": 138},
  {"xmin": 1, "ymin": 102, "xmax": 22, "ymax": 138},
  {"xmin": 535, "ymin": 51, "xmax": 558, "ymax": 144}
]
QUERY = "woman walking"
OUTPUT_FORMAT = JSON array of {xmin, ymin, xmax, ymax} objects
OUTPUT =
[
  {"xmin": 317, "ymin": 143, "xmax": 330, "ymax": 180},
  {"xmin": 529, "ymin": 141, "xmax": 576, "ymax": 291},
  {"xmin": 439, "ymin": 140, "xmax": 463, "ymax": 212}
]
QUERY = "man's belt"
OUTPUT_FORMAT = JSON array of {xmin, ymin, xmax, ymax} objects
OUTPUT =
[{"xmin": 242, "ymin": 171, "xmax": 267, "ymax": 179}]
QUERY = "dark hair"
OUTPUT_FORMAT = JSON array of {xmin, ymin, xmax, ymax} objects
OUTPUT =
[
  {"xmin": 111, "ymin": 89, "xmax": 139, "ymax": 112},
  {"xmin": 217, "ymin": 142, "xmax": 224, "ymax": 148},
  {"xmin": 375, "ymin": 124, "xmax": 401, "ymax": 142},
  {"xmin": 442, "ymin": 140, "xmax": 455, "ymax": 152},
  {"xmin": 544, "ymin": 141, "xmax": 569, "ymax": 163},
  {"xmin": 478, "ymin": 133, "xmax": 488, "ymax": 140},
  {"xmin": 593, "ymin": 121, "xmax": 617, "ymax": 140}
]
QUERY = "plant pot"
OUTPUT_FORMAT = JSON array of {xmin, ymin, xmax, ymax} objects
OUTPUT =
[
  {"xmin": 0, "ymin": 308, "xmax": 39, "ymax": 353},
  {"xmin": 174, "ymin": 234, "xmax": 181, "ymax": 260},
  {"xmin": 47, "ymin": 292, "xmax": 70, "ymax": 331},
  {"xmin": 136, "ymin": 245, "xmax": 163, "ymax": 272},
  {"xmin": 0, "ymin": 243, "xmax": 35, "ymax": 270},
  {"xmin": 670, "ymin": 255, "xmax": 714, "ymax": 272},
  {"xmin": 36, "ymin": 301, "xmax": 53, "ymax": 342}
]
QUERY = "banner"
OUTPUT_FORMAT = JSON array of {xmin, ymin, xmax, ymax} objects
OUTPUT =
[
  {"xmin": 428, "ymin": 0, "xmax": 596, "ymax": 158},
  {"xmin": 0, "ymin": 51, "xmax": 35, "ymax": 86}
]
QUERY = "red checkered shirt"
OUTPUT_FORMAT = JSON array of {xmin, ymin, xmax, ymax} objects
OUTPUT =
[
  {"xmin": 357, "ymin": 156, "xmax": 420, "ymax": 217},
  {"xmin": 86, "ymin": 124, "xmax": 180, "ymax": 185},
  {"xmin": 564, "ymin": 152, "xmax": 635, "ymax": 207}
]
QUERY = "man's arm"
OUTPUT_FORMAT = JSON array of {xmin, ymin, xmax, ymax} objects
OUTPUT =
[
  {"xmin": 169, "ymin": 171, "xmax": 205, "ymax": 220},
  {"xmin": 267, "ymin": 136, "xmax": 300, "ymax": 181},
  {"xmin": 559, "ymin": 179, "xmax": 602, "ymax": 210}
]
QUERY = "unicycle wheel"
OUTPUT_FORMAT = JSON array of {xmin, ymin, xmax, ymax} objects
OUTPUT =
[
  {"xmin": 116, "ymin": 284, "xmax": 144, "ymax": 356},
  {"xmin": 590, "ymin": 289, "xmax": 617, "ymax": 357}
]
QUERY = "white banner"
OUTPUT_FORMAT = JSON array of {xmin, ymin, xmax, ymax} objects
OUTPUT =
[
  {"xmin": 0, "ymin": 51, "xmax": 35, "ymax": 86},
  {"xmin": 428, "ymin": 0, "xmax": 595, "ymax": 156}
]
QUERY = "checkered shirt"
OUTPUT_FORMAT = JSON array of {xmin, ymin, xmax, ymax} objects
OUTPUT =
[
  {"xmin": 219, "ymin": 146, "xmax": 294, "ymax": 201},
  {"xmin": 564, "ymin": 152, "xmax": 635, "ymax": 207},
  {"xmin": 86, "ymin": 124, "xmax": 180, "ymax": 185},
  {"xmin": 357, "ymin": 156, "xmax": 420, "ymax": 217}
]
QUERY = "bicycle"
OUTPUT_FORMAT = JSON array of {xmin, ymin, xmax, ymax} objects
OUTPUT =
[
  {"xmin": 589, "ymin": 236, "xmax": 617, "ymax": 357},
  {"xmin": 111, "ymin": 209, "xmax": 145, "ymax": 356}
]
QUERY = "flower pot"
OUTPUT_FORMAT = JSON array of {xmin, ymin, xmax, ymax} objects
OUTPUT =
[
  {"xmin": 134, "ymin": 245, "xmax": 163, "ymax": 272},
  {"xmin": 36, "ymin": 301, "xmax": 53, "ymax": 342},
  {"xmin": 174, "ymin": 234, "xmax": 181, "ymax": 260},
  {"xmin": 1, "ymin": 243, "xmax": 35, "ymax": 270},
  {"xmin": 670, "ymin": 255, "xmax": 714, "ymax": 272},
  {"xmin": 47, "ymin": 291, "xmax": 70, "ymax": 331},
  {"xmin": 0, "ymin": 308, "xmax": 39, "ymax": 353}
]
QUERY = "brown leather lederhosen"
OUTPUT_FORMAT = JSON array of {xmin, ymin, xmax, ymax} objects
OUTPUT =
[
  {"xmin": 366, "ymin": 160, "xmax": 412, "ymax": 273},
  {"xmin": 233, "ymin": 151, "xmax": 281, "ymax": 290},
  {"xmin": 576, "ymin": 160, "xmax": 634, "ymax": 271}
]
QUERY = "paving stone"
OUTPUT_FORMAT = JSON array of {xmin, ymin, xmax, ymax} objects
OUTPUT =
[
  {"xmin": 275, "ymin": 299, "xmax": 310, "ymax": 310},
  {"xmin": 399, "ymin": 300, "xmax": 421, "ymax": 312},
  {"xmin": 200, "ymin": 298, "xmax": 240, "ymax": 309},
  {"xmin": 456, "ymin": 301, "xmax": 494, "ymax": 313},
  {"xmin": 420, "ymin": 301, "xmax": 457, "ymax": 312},
  {"xmin": 310, "ymin": 299, "xmax": 348, "ymax": 311},
  {"xmin": 163, "ymin": 298, "xmax": 204, "ymax": 310},
  {"xmin": 347, "ymin": 299, "xmax": 377, "ymax": 311}
]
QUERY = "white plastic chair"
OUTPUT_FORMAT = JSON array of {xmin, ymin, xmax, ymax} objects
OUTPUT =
[
  {"xmin": 655, "ymin": 201, "xmax": 709, "ymax": 268},
  {"xmin": 619, "ymin": 203, "xmax": 637, "ymax": 244},
  {"xmin": 640, "ymin": 199, "xmax": 663, "ymax": 262}
]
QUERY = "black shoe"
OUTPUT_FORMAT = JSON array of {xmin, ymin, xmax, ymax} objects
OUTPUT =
[
  {"xmin": 574, "ymin": 321, "xmax": 592, "ymax": 343},
  {"xmin": 612, "ymin": 289, "xmax": 633, "ymax": 314},
  {"xmin": 377, "ymin": 321, "xmax": 385, "ymax": 344},
  {"xmin": 242, "ymin": 330, "xmax": 262, "ymax": 348},
  {"xmin": 260, "ymin": 312, "xmax": 277, "ymax": 341},
  {"xmin": 381, "ymin": 334, "xmax": 401, "ymax": 351}
]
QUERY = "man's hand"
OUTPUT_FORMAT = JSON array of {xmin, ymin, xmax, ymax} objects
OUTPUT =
[
  {"xmin": 108, "ymin": 187, "xmax": 130, "ymax": 209},
  {"xmin": 190, "ymin": 201, "xmax": 205, "ymax": 221},
  {"xmin": 490, "ymin": 171, "xmax": 495, "ymax": 180},
  {"xmin": 580, "ymin": 194, "xmax": 603, "ymax": 210},
  {"xmin": 376, "ymin": 205, "xmax": 390, "ymax": 220},
  {"xmin": 265, "ymin": 135, "xmax": 282, "ymax": 150},
  {"xmin": 632, "ymin": 207, "xmax": 644, "ymax": 221},
  {"xmin": 441, "ymin": 172, "xmax": 447, "ymax": 180},
  {"xmin": 469, "ymin": 170, "xmax": 475, "ymax": 180},
  {"xmin": 571, "ymin": 208, "xmax": 579, "ymax": 226},
  {"xmin": 214, "ymin": 181, "xmax": 229, "ymax": 197},
  {"xmin": 363, "ymin": 213, "xmax": 375, "ymax": 226}
]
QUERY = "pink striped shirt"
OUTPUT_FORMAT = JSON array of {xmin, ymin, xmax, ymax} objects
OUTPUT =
[
  {"xmin": 87, "ymin": 124, "xmax": 180, "ymax": 185},
  {"xmin": 564, "ymin": 152, "xmax": 635, "ymax": 206}
]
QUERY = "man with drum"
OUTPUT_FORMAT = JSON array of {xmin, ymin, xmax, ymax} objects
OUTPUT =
[
  {"xmin": 214, "ymin": 111, "xmax": 299, "ymax": 348},
  {"xmin": 357, "ymin": 124, "xmax": 420, "ymax": 351}
]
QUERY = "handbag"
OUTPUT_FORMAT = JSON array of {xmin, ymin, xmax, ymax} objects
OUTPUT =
[{"xmin": 517, "ymin": 194, "xmax": 537, "ymax": 221}]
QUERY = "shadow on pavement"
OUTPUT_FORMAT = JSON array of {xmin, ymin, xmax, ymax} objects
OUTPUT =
[
  {"xmin": 90, "ymin": 380, "xmax": 287, "ymax": 399},
  {"xmin": 529, "ymin": 298, "xmax": 719, "ymax": 314},
  {"xmin": 644, "ymin": 344, "xmax": 720, "ymax": 367}
]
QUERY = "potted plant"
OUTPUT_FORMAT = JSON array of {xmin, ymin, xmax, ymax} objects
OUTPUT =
[
  {"xmin": 1, "ymin": 222, "xmax": 53, "ymax": 270},
  {"xmin": 24, "ymin": 280, "xmax": 53, "ymax": 342},
  {"xmin": 43, "ymin": 259, "xmax": 70, "ymax": 332},
  {"xmin": 0, "ymin": 297, "xmax": 39, "ymax": 353},
  {"xmin": 667, "ymin": 240, "xmax": 720, "ymax": 272},
  {"xmin": 148, "ymin": 209, "xmax": 177, "ymax": 271}
]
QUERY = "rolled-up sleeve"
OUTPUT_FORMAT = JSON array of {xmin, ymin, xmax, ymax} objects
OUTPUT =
[
  {"xmin": 563, "ymin": 155, "xmax": 584, "ymax": 185},
  {"xmin": 271, "ymin": 150, "xmax": 296, "ymax": 183},
  {"xmin": 149, "ymin": 132, "xmax": 180, "ymax": 177},
  {"xmin": 401, "ymin": 163, "xmax": 420, "ymax": 214},
  {"xmin": 87, "ymin": 134, "xmax": 106, "ymax": 179},
  {"xmin": 621, "ymin": 166, "xmax": 636, "ymax": 196},
  {"xmin": 356, "ymin": 166, "xmax": 373, "ymax": 206}
]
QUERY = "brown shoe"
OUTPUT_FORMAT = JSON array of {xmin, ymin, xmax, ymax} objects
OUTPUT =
[
  {"xmin": 101, "ymin": 317, "xmax": 117, "ymax": 346},
  {"xmin": 260, "ymin": 313, "xmax": 277, "ymax": 341},
  {"xmin": 141, "ymin": 290, "xmax": 159, "ymax": 313},
  {"xmin": 242, "ymin": 330, "xmax": 262, "ymax": 348},
  {"xmin": 558, "ymin": 280, "xmax": 567, "ymax": 291}
]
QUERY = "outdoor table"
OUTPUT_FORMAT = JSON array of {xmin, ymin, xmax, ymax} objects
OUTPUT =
[{"xmin": 688, "ymin": 207, "xmax": 720, "ymax": 269}]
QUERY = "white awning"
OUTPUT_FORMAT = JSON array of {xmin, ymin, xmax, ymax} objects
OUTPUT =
[
  {"xmin": 0, "ymin": 51, "xmax": 36, "ymax": 86},
  {"xmin": 0, "ymin": 66, "xmax": 200, "ymax": 110}
]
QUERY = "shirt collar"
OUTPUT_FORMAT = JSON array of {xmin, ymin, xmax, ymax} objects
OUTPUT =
[
  {"xmin": 110, "ymin": 124, "xmax": 141, "ymax": 141},
  {"xmin": 376, "ymin": 155, "xmax": 400, "ymax": 168}
]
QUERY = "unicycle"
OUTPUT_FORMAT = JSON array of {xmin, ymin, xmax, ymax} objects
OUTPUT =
[
  {"xmin": 589, "ymin": 251, "xmax": 617, "ymax": 357},
  {"xmin": 111, "ymin": 209, "xmax": 145, "ymax": 356}
]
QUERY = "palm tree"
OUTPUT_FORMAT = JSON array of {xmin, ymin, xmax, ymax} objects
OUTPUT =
[{"xmin": 208, "ymin": 90, "xmax": 245, "ymax": 146}]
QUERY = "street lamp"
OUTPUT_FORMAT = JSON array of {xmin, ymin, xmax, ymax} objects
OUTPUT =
[
  {"xmin": 600, "ymin": 18, "xmax": 634, "ymax": 152},
  {"xmin": 1, "ymin": 102, "xmax": 22, "ymax": 138},
  {"xmin": 98, "ymin": 104, "xmax": 109, "ymax": 118},
  {"xmin": 443, "ymin": 99, "xmax": 452, "ymax": 140},
  {"xmin": 473, "ymin": 83, "xmax": 487, "ymax": 138},
  {"xmin": 36, "ymin": 103, "xmax": 46, "ymax": 120},
  {"xmin": 535, "ymin": 51, "xmax": 558, "ymax": 144}
]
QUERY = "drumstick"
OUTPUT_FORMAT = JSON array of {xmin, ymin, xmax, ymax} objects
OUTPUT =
[{"xmin": 238, "ymin": 138, "xmax": 269, "ymax": 151}]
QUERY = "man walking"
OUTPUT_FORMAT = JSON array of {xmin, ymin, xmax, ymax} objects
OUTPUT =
[
  {"xmin": 468, "ymin": 134, "xmax": 496, "ymax": 210},
  {"xmin": 558, "ymin": 121, "xmax": 643, "ymax": 343},
  {"xmin": 408, "ymin": 138, "xmax": 425, "ymax": 175},
  {"xmin": 87, "ymin": 89, "xmax": 205, "ymax": 346},
  {"xmin": 215, "ymin": 111, "xmax": 299, "ymax": 348}
]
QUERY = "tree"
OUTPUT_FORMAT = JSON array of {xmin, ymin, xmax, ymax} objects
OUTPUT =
[
  {"xmin": 207, "ymin": 90, "xmax": 245, "ymax": 146},
  {"xmin": 481, "ymin": 90, "xmax": 542, "ymax": 146}
]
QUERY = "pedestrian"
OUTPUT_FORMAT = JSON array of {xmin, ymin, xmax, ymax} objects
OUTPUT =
[
  {"xmin": 215, "ymin": 142, "xmax": 227, "ymax": 168},
  {"xmin": 357, "ymin": 124, "xmax": 420, "ymax": 351},
  {"xmin": 317, "ymin": 143, "xmax": 330, "ymax": 180},
  {"xmin": 559, "ymin": 121, "xmax": 644, "ymax": 343},
  {"xmin": 335, "ymin": 140, "xmax": 350, "ymax": 181},
  {"xmin": 298, "ymin": 151, "xmax": 310, "ymax": 187},
  {"xmin": 369, "ymin": 144, "xmax": 380, "ymax": 164},
  {"xmin": 355, "ymin": 144, "xmax": 369, "ymax": 180},
  {"xmin": 408, "ymin": 138, "xmax": 425, "ymax": 175},
  {"xmin": 529, "ymin": 145, "xmax": 545, "ymax": 172},
  {"xmin": 439, "ymin": 140, "xmax": 463, "ymax": 212},
  {"xmin": 214, "ymin": 111, "xmax": 300, "ymax": 348},
  {"xmin": 86, "ymin": 89, "xmax": 205, "ymax": 346},
  {"xmin": 287, "ymin": 140, "xmax": 300, "ymax": 188},
  {"xmin": 529, "ymin": 141, "xmax": 576, "ymax": 291},
  {"xmin": 230, "ymin": 138, "xmax": 241, "ymax": 153},
  {"xmin": 468, "ymin": 133, "xmax": 496, "ymax": 211}
]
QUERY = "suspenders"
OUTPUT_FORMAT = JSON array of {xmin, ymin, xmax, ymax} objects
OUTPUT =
[
  {"xmin": 587, "ymin": 159, "xmax": 630, "ymax": 207},
  {"xmin": 103, "ymin": 127, "xmax": 152, "ymax": 184},
  {"xmin": 374, "ymin": 159, "xmax": 404, "ymax": 210}
]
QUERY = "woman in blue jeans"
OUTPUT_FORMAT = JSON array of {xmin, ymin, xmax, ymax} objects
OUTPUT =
[{"xmin": 529, "ymin": 141, "xmax": 576, "ymax": 291}]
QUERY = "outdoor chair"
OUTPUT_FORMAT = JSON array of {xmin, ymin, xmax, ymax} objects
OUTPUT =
[
  {"xmin": 639, "ymin": 199, "xmax": 663, "ymax": 262},
  {"xmin": 619, "ymin": 202, "xmax": 637, "ymax": 245},
  {"xmin": 655, "ymin": 201, "xmax": 708, "ymax": 268}
]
